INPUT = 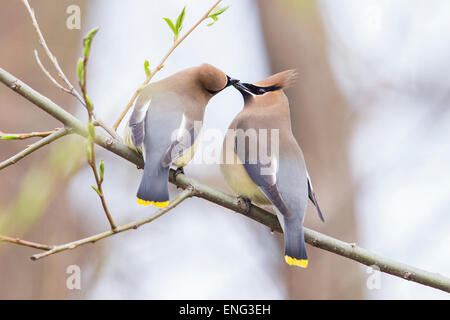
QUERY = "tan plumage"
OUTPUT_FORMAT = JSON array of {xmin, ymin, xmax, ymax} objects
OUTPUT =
[
  {"xmin": 127, "ymin": 64, "xmax": 234, "ymax": 208},
  {"xmin": 221, "ymin": 70, "xmax": 323, "ymax": 268}
]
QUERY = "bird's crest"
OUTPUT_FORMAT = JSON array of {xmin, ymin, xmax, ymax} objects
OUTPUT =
[{"xmin": 254, "ymin": 70, "xmax": 298, "ymax": 90}]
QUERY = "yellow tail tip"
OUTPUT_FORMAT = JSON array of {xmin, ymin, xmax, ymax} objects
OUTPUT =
[
  {"xmin": 285, "ymin": 255, "xmax": 308, "ymax": 268},
  {"xmin": 152, "ymin": 201, "xmax": 169, "ymax": 208},
  {"xmin": 136, "ymin": 198, "xmax": 169, "ymax": 208}
]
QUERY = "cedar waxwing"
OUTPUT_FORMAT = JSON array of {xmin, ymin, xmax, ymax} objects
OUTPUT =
[
  {"xmin": 124, "ymin": 63, "xmax": 238, "ymax": 208},
  {"xmin": 221, "ymin": 70, "xmax": 324, "ymax": 268}
]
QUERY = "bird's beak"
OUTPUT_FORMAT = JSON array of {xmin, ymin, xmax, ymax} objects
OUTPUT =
[
  {"xmin": 232, "ymin": 81, "xmax": 266, "ymax": 95},
  {"xmin": 232, "ymin": 81, "xmax": 252, "ymax": 92},
  {"xmin": 232, "ymin": 81, "xmax": 280, "ymax": 95},
  {"xmin": 226, "ymin": 76, "xmax": 240, "ymax": 87}
]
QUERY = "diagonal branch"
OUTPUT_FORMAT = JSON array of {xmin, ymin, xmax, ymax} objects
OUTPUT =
[
  {"xmin": 29, "ymin": 187, "xmax": 195, "ymax": 260},
  {"xmin": 112, "ymin": 0, "xmax": 223, "ymax": 130},
  {"xmin": 1, "ymin": 67, "xmax": 449, "ymax": 293},
  {"xmin": 0, "ymin": 127, "xmax": 70, "ymax": 171}
]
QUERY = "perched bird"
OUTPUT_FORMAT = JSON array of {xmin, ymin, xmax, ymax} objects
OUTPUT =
[
  {"xmin": 124, "ymin": 63, "xmax": 238, "ymax": 208},
  {"xmin": 221, "ymin": 70, "xmax": 324, "ymax": 268}
]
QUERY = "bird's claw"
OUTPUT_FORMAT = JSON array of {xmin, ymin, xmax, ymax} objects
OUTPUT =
[
  {"xmin": 237, "ymin": 196, "xmax": 252, "ymax": 215},
  {"xmin": 174, "ymin": 167, "xmax": 185, "ymax": 189},
  {"xmin": 174, "ymin": 167, "xmax": 184, "ymax": 178}
]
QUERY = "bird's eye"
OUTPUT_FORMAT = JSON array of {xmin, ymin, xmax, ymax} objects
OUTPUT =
[{"xmin": 258, "ymin": 88, "xmax": 266, "ymax": 95}]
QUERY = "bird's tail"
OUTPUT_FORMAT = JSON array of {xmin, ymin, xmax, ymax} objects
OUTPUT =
[
  {"xmin": 136, "ymin": 164, "xmax": 170, "ymax": 208},
  {"xmin": 284, "ymin": 218, "xmax": 308, "ymax": 268}
]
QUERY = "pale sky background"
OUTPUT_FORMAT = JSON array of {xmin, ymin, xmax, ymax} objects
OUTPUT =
[{"xmin": 65, "ymin": 0, "xmax": 450, "ymax": 299}]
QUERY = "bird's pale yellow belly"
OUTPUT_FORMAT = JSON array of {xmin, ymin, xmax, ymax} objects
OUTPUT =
[
  {"xmin": 220, "ymin": 149, "xmax": 271, "ymax": 205},
  {"xmin": 172, "ymin": 135, "xmax": 201, "ymax": 168}
]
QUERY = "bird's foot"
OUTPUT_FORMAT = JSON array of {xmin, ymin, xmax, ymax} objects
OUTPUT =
[
  {"xmin": 174, "ymin": 167, "xmax": 185, "ymax": 189},
  {"xmin": 237, "ymin": 196, "xmax": 252, "ymax": 215},
  {"xmin": 174, "ymin": 167, "xmax": 185, "ymax": 178}
]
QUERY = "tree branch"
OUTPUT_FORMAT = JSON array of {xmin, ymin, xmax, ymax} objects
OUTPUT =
[
  {"xmin": 22, "ymin": 0, "xmax": 85, "ymax": 105},
  {"xmin": 112, "ymin": 0, "xmax": 223, "ymax": 130},
  {"xmin": 1, "ymin": 67, "xmax": 449, "ymax": 293},
  {"xmin": 34, "ymin": 50, "xmax": 76, "ymax": 99},
  {"xmin": 29, "ymin": 187, "xmax": 195, "ymax": 260},
  {"xmin": 0, "ymin": 128, "xmax": 59, "ymax": 140},
  {"xmin": 0, "ymin": 235, "xmax": 53, "ymax": 251},
  {"xmin": 23, "ymin": 0, "xmax": 119, "ymax": 142},
  {"xmin": 0, "ymin": 67, "xmax": 142, "ymax": 166},
  {"xmin": 0, "ymin": 127, "xmax": 70, "ymax": 171}
]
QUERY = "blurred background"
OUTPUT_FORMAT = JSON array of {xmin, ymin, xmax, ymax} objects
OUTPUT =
[{"xmin": 0, "ymin": 0, "xmax": 449, "ymax": 299}]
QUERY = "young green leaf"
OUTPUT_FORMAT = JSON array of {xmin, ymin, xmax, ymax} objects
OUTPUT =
[
  {"xmin": 99, "ymin": 160, "xmax": 105, "ymax": 182},
  {"xmin": 86, "ymin": 140, "xmax": 93, "ymax": 163},
  {"xmin": 88, "ymin": 122, "xmax": 96, "ymax": 139},
  {"xmin": 83, "ymin": 27, "xmax": 99, "ymax": 59},
  {"xmin": 91, "ymin": 185, "xmax": 102, "ymax": 196},
  {"xmin": 144, "ymin": 60, "xmax": 151, "ymax": 77},
  {"xmin": 164, "ymin": 17, "xmax": 177, "ymax": 38},
  {"xmin": 207, "ymin": 5, "xmax": 230, "ymax": 26},
  {"xmin": 211, "ymin": 5, "xmax": 230, "ymax": 17},
  {"xmin": 77, "ymin": 58, "xmax": 84, "ymax": 84},
  {"xmin": 86, "ymin": 95, "xmax": 93, "ymax": 112},
  {"xmin": 175, "ymin": 6, "xmax": 186, "ymax": 34}
]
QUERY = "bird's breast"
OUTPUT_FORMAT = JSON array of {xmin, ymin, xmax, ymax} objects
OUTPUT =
[{"xmin": 220, "ymin": 146, "xmax": 270, "ymax": 205}]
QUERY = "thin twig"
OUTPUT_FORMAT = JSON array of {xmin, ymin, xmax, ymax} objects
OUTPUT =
[
  {"xmin": 88, "ymin": 146, "xmax": 117, "ymax": 231},
  {"xmin": 112, "ymin": 0, "xmax": 223, "ymax": 130},
  {"xmin": 0, "ymin": 127, "xmax": 70, "ymax": 171},
  {"xmin": 34, "ymin": 50, "xmax": 85, "ymax": 105},
  {"xmin": 93, "ymin": 119, "xmax": 122, "ymax": 142},
  {"xmin": 0, "ymin": 235, "xmax": 53, "ymax": 251},
  {"xmin": 76, "ymin": 29, "xmax": 117, "ymax": 231},
  {"xmin": 1, "ymin": 59, "xmax": 450, "ymax": 293},
  {"xmin": 23, "ymin": 0, "xmax": 119, "ymax": 141},
  {"xmin": 0, "ymin": 128, "xmax": 59, "ymax": 140},
  {"xmin": 0, "ymin": 68, "xmax": 142, "ymax": 166},
  {"xmin": 30, "ymin": 188, "xmax": 195, "ymax": 260},
  {"xmin": 22, "ymin": 0, "xmax": 84, "ymax": 103}
]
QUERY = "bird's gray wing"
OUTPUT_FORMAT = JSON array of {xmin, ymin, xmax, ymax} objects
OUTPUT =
[
  {"xmin": 160, "ymin": 114, "xmax": 201, "ymax": 168},
  {"xmin": 234, "ymin": 123, "xmax": 293, "ymax": 218},
  {"xmin": 129, "ymin": 88, "xmax": 153, "ymax": 148},
  {"xmin": 307, "ymin": 170, "xmax": 325, "ymax": 222}
]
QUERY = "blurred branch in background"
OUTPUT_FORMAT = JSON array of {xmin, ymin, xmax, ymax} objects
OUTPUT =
[
  {"xmin": 257, "ymin": 0, "xmax": 362, "ymax": 298},
  {"xmin": 0, "ymin": 127, "xmax": 71, "ymax": 171},
  {"xmin": 30, "ymin": 187, "xmax": 195, "ymax": 260}
]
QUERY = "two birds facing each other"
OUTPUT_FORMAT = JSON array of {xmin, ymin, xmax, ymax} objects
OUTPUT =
[{"xmin": 123, "ymin": 63, "xmax": 325, "ymax": 268}]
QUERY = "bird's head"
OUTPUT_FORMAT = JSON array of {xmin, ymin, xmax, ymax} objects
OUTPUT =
[{"xmin": 198, "ymin": 63, "xmax": 239, "ymax": 95}]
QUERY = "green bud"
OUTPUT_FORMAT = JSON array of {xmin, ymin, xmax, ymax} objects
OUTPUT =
[
  {"xmin": 77, "ymin": 58, "xmax": 84, "ymax": 84},
  {"xmin": 1, "ymin": 134, "xmax": 19, "ymax": 140},
  {"xmin": 83, "ymin": 27, "xmax": 99, "ymax": 59},
  {"xmin": 86, "ymin": 140, "xmax": 93, "ymax": 163},
  {"xmin": 91, "ymin": 185, "xmax": 102, "ymax": 196},
  {"xmin": 88, "ymin": 122, "xmax": 96, "ymax": 139},
  {"xmin": 99, "ymin": 160, "xmax": 104, "ymax": 182},
  {"xmin": 144, "ymin": 60, "xmax": 151, "ymax": 77}
]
